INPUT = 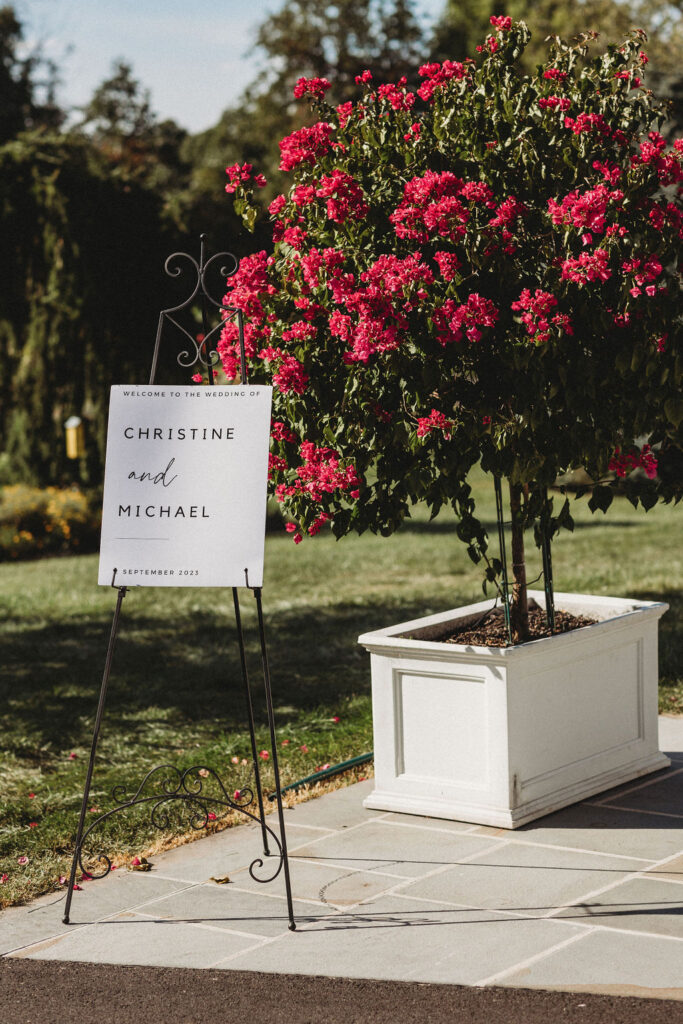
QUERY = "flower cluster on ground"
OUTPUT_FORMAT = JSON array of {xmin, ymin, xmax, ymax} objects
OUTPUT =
[{"xmin": 221, "ymin": 19, "xmax": 682, "ymax": 569}]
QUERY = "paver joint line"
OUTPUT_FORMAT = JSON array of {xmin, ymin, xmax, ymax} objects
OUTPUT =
[
  {"xmin": 469, "ymin": 832, "xmax": 657, "ymax": 864},
  {"xmin": 588, "ymin": 924, "xmax": 683, "ymax": 944},
  {"xmin": 588, "ymin": 765, "xmax": 683, "ymax": 807},
  {"xmin": 387, "ymin": 887, "xmax": 683, "ymax": 943},
  {"xmin": 374, "ymin": 818, "xmax": 482, "ymax": 837},
  {"xmin": 474, "ymin": 929, "xmax": 593, "ymax": 987},
  {"xmin": 596, "ymin": 803, "xmax": 683, "ymax": 821},
  {"xmin": 544, "ymin": 846, "xmax": 683, "ymax": 922},
  {"xmin": 130, "ymin": 910, "xmax": 273, "ymax": 943}
]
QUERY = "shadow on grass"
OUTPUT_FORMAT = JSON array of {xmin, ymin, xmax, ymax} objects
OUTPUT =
[
  {"xmin": 2, "ymin": 588, "xmax": 679, "ymax": 763},
  {"xmin": 397, "ymin": 518, "xmax": 639, "ymax": 535},
  {"xmin": 0, "ymin": 598, "xmax": 429, "ymax": 760}
]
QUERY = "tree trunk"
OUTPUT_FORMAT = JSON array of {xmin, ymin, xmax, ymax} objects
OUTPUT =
[{"xmin": 508, "ymin": 481, "xmax": 529, "ymax": 644}]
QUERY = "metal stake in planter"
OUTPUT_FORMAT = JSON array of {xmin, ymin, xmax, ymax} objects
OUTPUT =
[
  {"xmin": 493, "ymin": 476, "xmax": 513, "ymax": 646},
  {"xmin": 493, "ymin": 478, "xmax": 557, "ymax": 642},
  {"xmin": 63, "ymin": 236, "xmax": 296, "ymax": 930},
  {"xmin": 540, "ymin": 487, "xmax": 556, "ymax": 635}
]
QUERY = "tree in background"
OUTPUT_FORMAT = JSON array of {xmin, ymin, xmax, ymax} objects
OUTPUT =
[
  {"xmin": 0, "ymin": 3, "xmax": 63, "ymax": 142},
  {"xmin": 433, "ymin": 0, "xmax": 683, "ymax": 70},
  {"xmin": 432, "ymin": 0, "xmax": 683, "ymax": 131},
  {"xmin": 78, "ymin": 60, "xmax": 155, "ymax": 157},
  {"xmin": 251, "ymin": 0, "xmax": 424, "ymax": 101},
  {"xmin": 75, "ymin": 59, "xmax": 193, "ymax": 222},
  {"xmin": 184, "ymin": 0, "xmax": 427, "ymax": 210},
  {"xmin": 0, "ymin": 134, "xmax": 174, "ymax": 487}
]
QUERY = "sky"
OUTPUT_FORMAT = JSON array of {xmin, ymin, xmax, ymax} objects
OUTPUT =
[{"xmin": 16, "ymin": 0, "xmax": 446, "ymax": 134}]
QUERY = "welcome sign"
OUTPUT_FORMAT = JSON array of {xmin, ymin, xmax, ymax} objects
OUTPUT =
[{"xmin": 98, "ymin": 385, "xmax": 273, "ymax": 588}]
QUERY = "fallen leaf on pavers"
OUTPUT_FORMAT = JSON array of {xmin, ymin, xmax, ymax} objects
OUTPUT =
[
  {"xmin": 210, "ymin": 876, "xmax": 231, "ymax": 884},
  {"xmin": 129, "ymin": 857, "xmax": 153, "ymax": 872}
]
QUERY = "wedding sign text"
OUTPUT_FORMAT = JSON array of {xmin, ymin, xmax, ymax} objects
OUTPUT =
[{"xmin": 98, "ymin": 385, "xmax": 273, "ymax": 587}]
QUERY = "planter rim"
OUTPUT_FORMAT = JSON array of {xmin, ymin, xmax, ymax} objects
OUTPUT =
[{"xmin": 358, "ymin": 590, "xmax": 668, "ymax": 662}]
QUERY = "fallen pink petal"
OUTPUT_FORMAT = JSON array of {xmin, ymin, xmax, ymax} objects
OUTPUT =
[
  {"xmin": 28, "ymin": 792, "xmax": 35, "ymax": 799},
  {"xmin": 130, "ymin": 857, "xmax": 141, "ymax": 866},
  {"xmin": 259, "ymin": 750, "xmax": 269, "ymax": 760},
  {"xmin": 300, "ymin": 745, "xmax": 308, "ymax": 753},
  {"xmin": 0, "ymin": 874, "xmax": 8, "ymax": 884},
  {"xmin": 331, "ymin": 716, "xmax": 340, "ymax": 723},
  {"xmin": 207, "ymin": 812, "xmax": 217, "ymax": 821},
  {"xmin": 17, "ymin": 856, "xmax": 29, "ymax": 865},
  {"xmin": 233, "ymin": 790, "xmax": 241, "ymax": 800},
  {"xmin": 89, "ymin": 807, "xmax": 100, "ymax": 813},
  {"xmin": 59, "ymin": 875, "xmax": 68, "ymax": 885},
  {"xmin": 281, "ymin": 739, "xmax": 290, "ymax": 746},
  {"xmin": 68, "ymin": 753, "xmax": 77, "ymax": 760},
  {"xmin": 231, "ymin": 756, "xmax": 240, "ymax": 764},
  {"xmin": 28, "ymin": 822, "xmax": 38, "ymax": 828}
]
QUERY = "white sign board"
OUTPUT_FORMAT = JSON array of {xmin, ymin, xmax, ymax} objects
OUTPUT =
[{"xmin": 98, "ymin": 385, "xmax": 273, "ymax": 588}]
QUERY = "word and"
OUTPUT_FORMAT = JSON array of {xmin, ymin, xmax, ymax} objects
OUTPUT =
[{"xmin": 128, "ymin": 458, "xmax": 178, "ymax": 488}]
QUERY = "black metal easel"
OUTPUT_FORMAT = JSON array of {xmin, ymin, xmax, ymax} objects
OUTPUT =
[{"xmin": 63, "ymin": 237, "xmax": 296, "ymax": 930}]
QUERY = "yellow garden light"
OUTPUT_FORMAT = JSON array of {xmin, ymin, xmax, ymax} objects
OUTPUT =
[{"xmin": 64, "ymin": 416, "xmax": 85, "ymax": 459}]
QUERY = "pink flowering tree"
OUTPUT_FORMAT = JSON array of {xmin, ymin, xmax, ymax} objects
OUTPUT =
[{"xmin": 221, "ymin": 20, "xmax": 682, "ymax": 643}]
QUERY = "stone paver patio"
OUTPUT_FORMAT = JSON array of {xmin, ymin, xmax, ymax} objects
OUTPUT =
[{"xmin": 2, "ymin": 716, "xmax": 682, "ymax": 1000}]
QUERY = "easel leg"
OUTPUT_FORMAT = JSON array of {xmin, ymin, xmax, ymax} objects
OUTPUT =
[
  {"xmin": 232, "ymin": 587, "xmax": 270, "ymax": 857},
  {"xmin": 63, "ymin": 585, "xmax": 128, "ymax": 924},
  {"xmin": 253, "ymin": 588, "xmax": 296, "ymax": 931}
]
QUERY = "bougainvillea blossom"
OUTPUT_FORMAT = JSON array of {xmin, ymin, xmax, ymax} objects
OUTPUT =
[
  {"xmin": 417, "ymin": 60, "xmax": 469, "ymax": 101},
  {"xmin": 432, "ymin": 294, "xmax": 499, "ymax": 344},
  {"xmin": 316, "ymin": 171, "xmax": 369, "ymax": 223},
  {"xmin": 279, "ymin": 122, "xmax": 334, "ymax": 171},
  {"xmin": 376, "ymin": 79, "xmax": 416, "ymax": 111},
  {"xmin": 561, "ymin": 249, "xmax": 612, "ymax": 285},
  {"xmin": 609, "ymin": 445, "xmax": 658, "ymax": 479},
  {"xmin": 225, "ymin": 163, "xmax": 266, "ymax": 193},
  {"xmin": 293, "ymin": 76, "xmax": 332, "ymax": 100},
  {"xmin": 511, "ymin": 289, "xmax": 573, "ymax": 344},
  {"xmin": 548, "ymin": 185, "xmax": 624, "ymax": 235},
  {"xmin": 417, "ymin": 409, "xmax": 453, "ymax": 438}
]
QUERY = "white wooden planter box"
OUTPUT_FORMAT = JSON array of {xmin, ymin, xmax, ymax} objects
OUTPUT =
[{"xmin": 359, "ymin": 591, "xmax": 670, "ymax": 828}]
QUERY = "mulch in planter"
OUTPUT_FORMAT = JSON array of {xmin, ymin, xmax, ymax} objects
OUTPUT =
[{"xmin": 445, "ymin": 604, "xmax": 597, "ymax": 648}]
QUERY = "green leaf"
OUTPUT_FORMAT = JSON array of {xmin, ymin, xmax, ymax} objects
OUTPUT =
[
  {"xmin": 665, "ymin": 398, "xmax": 683, "ymax": 428},
  {"xmin": 588, "ymin": 485, "xmax": 613, "ymax": 514}
]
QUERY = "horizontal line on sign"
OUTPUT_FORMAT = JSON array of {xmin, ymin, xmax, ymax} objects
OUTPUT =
[{"xmin": 115, "ymin": 537, "xmax": 170, "ymax": 541}]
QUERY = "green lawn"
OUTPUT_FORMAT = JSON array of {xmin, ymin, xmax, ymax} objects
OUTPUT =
[{"xmin": 1, "ymin": 469, "xmax": 681, "ymax": 907}]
